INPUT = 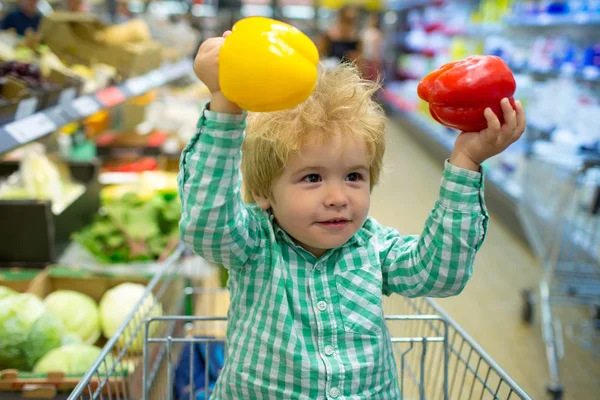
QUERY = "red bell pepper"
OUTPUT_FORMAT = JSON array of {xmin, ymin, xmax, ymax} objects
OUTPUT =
[{"xmin": 417, "ymin": 56, "xmax": 516, "ymax": 132}]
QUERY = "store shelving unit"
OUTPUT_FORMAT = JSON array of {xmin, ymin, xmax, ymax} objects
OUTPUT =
[
  {"xmin": 387, "ymin": 0, "xmax": 439, "ymax": 12},
  {"xmin": 505, "ymin": 12, "xmax": 600, "ymax": 27},
  {"xmin": 508, "ymin": 65, "xmax": 600, "ymax": 83},
  {"xmin": 381, "ymin": 0, "xmax": 600, "ymax": 248},
  {"xmin": 0, "ymin": 59, "xmax": 193, "ymax": 156}
]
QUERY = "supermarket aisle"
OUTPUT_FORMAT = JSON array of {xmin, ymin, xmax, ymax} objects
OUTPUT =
[{"xmin": 373, "ymin": 118, "xmax": 600, "ymax": 400}]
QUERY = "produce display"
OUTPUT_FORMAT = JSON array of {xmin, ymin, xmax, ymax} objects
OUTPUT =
[
  {"xmin": 219, "ymin": 17, "xmax": 319, "ymax": 112},
  {"xmin": 44, "ymin": 290, "xmax": 101, "ymax": 345},
  {"xmin": 73, "ymin": 172, "xmax": 180, "ymax": 264},
  {"xmin": 0, "ymin": 61, "xmax": 58, "ymax": 95},
  {"xmin": 0, "ymin": 281, "xmax": 163, "ymax": 375},
  {"xmin": 417, "ymin": 55, "xmax": 517, "ymax": 132},
  {"xmin": 0, "ymin": 7, "xmax": 211, "ymax": 388},
  {"xmin": 0, "ymin": 30, "xmax": 117, "ymax": 96},
  {"xmin": 0, "ymin": 144, "xmax": 85, "ymax": 215},
  {"xmin": 99, "ymin": 283, "xmax": 162, "ymax": 354},
  {"xmin": 0, "ymin": 6, "xmax": 218, "ymax": 393},
  {"xmin": 94, "ymin": 19, "xmax": 152, "ymax": 46}
]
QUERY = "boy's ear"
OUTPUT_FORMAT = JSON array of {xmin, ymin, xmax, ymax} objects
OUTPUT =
[{"xmin": 253, "ymin": 193, "xmax": 271, "ymax": 210}]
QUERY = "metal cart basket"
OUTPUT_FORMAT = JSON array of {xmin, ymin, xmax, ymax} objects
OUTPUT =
[
  {"xmin": 517, "ymin": 144, "xmax": 600, "ymax": 399},
  {"xmin": 68, "ymin": 246, "xmax": 531, "ymax": 400}
]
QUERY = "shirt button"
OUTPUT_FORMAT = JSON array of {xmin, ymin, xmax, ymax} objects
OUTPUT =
[
  {"xmin": 317, "ymin": 301, "xmax": 327, "ymax": 311},
  {"xmin": 329, "ymin": 387, "xmax": 340, "ymax": 398},
  {"xmin": 324, "ymin": 345, "xmax": 334, "ymax": 356}
]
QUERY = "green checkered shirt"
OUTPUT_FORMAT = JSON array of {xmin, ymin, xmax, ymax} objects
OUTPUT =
[{"xmin": 178, "ymin": 108, "xmax": 489, "ymax": 400}]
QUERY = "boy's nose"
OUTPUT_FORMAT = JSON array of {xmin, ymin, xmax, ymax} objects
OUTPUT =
[{"xmin": 325, "ymin": 184, "xmax": 348, "ymax": 207}]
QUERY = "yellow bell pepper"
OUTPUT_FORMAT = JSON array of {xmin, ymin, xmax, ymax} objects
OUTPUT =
[{"xmin": 219, "ymin": 17, "xmax": 319, "ymax": 112}]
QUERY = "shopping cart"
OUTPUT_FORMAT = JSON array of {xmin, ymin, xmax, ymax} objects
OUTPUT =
[
  {"xmin": 517, "ymin": 143, "xmax": 600, "ymax": 399},
  {"xmin": 68, "ymin": 246, "xmax": 531, "ymax": 400}
]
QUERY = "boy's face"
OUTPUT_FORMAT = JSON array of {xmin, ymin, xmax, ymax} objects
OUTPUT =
[{"xmin": 256, "ymin": 133, "xmax": 371, "ymax": 258}]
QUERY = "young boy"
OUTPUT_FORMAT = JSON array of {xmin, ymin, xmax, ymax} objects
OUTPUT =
[{"xmin": 178, "ymin": 33, "xmax": 526, "ymax": 399}]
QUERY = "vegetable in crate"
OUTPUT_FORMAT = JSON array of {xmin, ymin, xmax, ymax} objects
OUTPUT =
[
  {"xmin": 72, "ymin": 192, "xmax": 181, "ymax": 263},
  {"xmin": 44, "ymin": 290, "xmax": 101, "ymax": 345},
  {"xmin": 0, "ymin": 286, "xmax": 18, "ymax": 300},
  {"xmin": 417, "ymin": 55, "xmax": 516, "ymax": 132},
  {"xmin": 0, "ymin": 294, "xmax": 64, "ymax": 371},
  {"xmin": 33, "ymin": 344, "xmax": 104, "ymax": 375},
  {"xmin": 0, "ymin": 294, "xmax": 44, "ymax": 370},
  {"xmin": 26, "ymin": 313, "xmax": 65, "ymax": 370},
  {"xmin": 99, "ymin": 283, "xmax": 162, "ymax": 353}
]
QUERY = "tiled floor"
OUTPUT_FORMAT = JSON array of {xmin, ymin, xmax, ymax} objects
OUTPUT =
[{"xmin": 374, "ymin": 119, "xmax": 600, "ymax": 399}]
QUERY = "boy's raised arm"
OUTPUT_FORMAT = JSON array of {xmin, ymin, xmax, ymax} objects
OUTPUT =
[
  {"xmin": 178, "ymin": 33, "xmax": 262, "ymax": 269},
  {"xmin": 378, "ymin": 163, "xmax": 488, "ymax": 297},
  {"xmin": 380, "ymin": 98, "xmax": 525, "ymax": 297}
]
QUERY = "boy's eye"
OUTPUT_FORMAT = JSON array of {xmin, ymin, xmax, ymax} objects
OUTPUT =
[
  {"xmin": 302, "ymin": 174, "xmax": 322, "ymax": 183},
  {"xmin": 346, "ymin": 172, "xmax": 363, "ymax": 182}
]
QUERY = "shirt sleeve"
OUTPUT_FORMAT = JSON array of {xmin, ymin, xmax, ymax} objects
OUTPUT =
[
  {"xmin": 379, "ymin": 160, "xmax": 489, "ymax": 298},
  {"xmin": 178, "ymin": 106, "xmax": 263, "ymax": 269}
]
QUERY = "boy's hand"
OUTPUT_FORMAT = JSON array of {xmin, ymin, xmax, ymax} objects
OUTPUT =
[
  {"xmin": 449, "ymin": 98, "xmax": 526, "ymax": 171},
  {"xmin": 194, "ymin": 31, "xmax": 243, "ymax": 114}
]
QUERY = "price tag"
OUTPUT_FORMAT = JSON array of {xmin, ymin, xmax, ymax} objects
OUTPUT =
[
  {"xmin": 582, "ymin": 66, "xmax": 600, "ymax": 81},
  {"xmin": 172, "ymin": 60, "xmax": 192, "ymax": 78},
  {"xmin": 15, "ymin": 97, "xmax": 38, "ymax": 120},
  {"xmin": 538, "ymin": 14, "xmax": 552, "ymax": 25},
  {"xmin": 125, "ymin": 77, "xmax": 149, "ymax": 96},
  {"xmin": 72, "ymin": 96, "xmax": 101, "ymax": 117},
  {"xmin": 58, "ymin": 87, "xmax": 77, "ymax": 106},
  {"xmin": 4, "ymin": 113, "xmax": 57, "ymax": 144},
  {"xmin": 574, "ymin": 13, "xmax": 589, "ymax": 24},
  {"xmin": 160, "ymin": 63, "xmax": 176, "ymax": 81},
  {"xmin": 147, "ymin": 70, "xmax": 166, "ymax": 87},
  {"xmin": 96, "ymin": 86, "xmax": 126, "ymax": 107}
]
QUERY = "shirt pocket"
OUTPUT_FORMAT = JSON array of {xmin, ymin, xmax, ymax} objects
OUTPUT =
[{"xmin": 334, "ymin": 266, "xmax": 384, "ymax": 336}]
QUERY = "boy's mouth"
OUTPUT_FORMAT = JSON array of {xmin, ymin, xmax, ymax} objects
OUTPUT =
[{"xmin": 317, "ymin": 218, "xmax": 350, "ymax": 227}]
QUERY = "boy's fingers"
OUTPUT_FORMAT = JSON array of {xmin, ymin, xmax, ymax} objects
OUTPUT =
[
  {"xmin": 484, "ymin": 107, "xmax": 501, "ymax": 133},
  {"xmin": 206, "ymin": 37, "xmax": 226, "ymax": 56},
  {"xmin": 515, "ymin": 100, "xmax": 526, "ymax": 132},
  {"xmin": 501, "ymin": 98, "xmax": 517, "ymax": 133},
  {"xmin": 223, "ymin": 30, "xmax": 232, "ymax": 38},
  {"xmin": 198, "ymin": 37, "xmax": 222, "ymax": 54}
]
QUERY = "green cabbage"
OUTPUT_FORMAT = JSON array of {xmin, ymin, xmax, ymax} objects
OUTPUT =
[
  {"xmin": 25, "ymin": 313, "xmax": 65, "ymax": 370},
  {"xmin": 44, "ymin": 290, "xmax": 100, "ymax": 345},
  {"xmin": 0, "ymin": 286, "xmax": 18, "ymax": 301},
  {"xmin": 99, "ymin": 283, "xmax": 162, "ymax": 353},
  {"xmin": 61, "ymin": 332, "xmax": 83, "ymax": 346},
  {"xmin": 0, "ymin": 294, "xmax": 45, "ymax": 370},
  {"xmin": 33, "ymin": 344, "xmax": 102, "ymax": 375}
]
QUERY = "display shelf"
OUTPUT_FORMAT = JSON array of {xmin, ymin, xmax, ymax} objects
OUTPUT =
[
  {"xmin": 380, "ymin": 89, "xmax": 531, "ymax": 245},
  {"xmin": 505, "ymin": 12, "xmax": 600, "ymax": 27},
  {"xmin": 0, "ymin": 59, "xmax": 194, "ymax": 156},
  {"xmin": 386, "ymin": 0, "xmax": 440, "ymax": 12},
  {"xmin": 510, "ymin": 64, "xmax": 600, "ymax": 83}
]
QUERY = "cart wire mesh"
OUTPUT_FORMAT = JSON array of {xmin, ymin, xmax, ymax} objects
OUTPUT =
[
  {"xmin": 142, "ymin": 291, "xmax": 531, "ymax": 400},
  {"xmin": 67, "ymin": 246, "xmax": 531, "ymax": 400},
  {"xmin": 67, "ymin": 246, "xmax": 187, "ymax": 400}
]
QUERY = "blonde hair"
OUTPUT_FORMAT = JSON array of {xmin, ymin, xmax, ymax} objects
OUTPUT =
[{"xmin": 241, "ymin": 63, "xmax": 386, "ymax": 203}]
